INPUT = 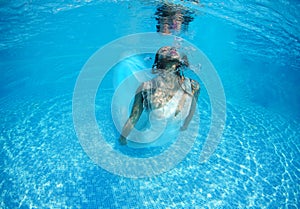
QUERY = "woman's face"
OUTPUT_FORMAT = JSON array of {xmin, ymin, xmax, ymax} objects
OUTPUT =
[{"xmin": 158, "ymin": 47, "xmax": 181, "ymax": 63}]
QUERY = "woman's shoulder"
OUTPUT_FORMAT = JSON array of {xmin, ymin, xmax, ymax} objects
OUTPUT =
[
  {"xmin": 141, "ymin": 80, "xmax": 152, "ymax": 90},
  {"xmin": 183, "ymin": 77, "xmax": 200, "ymax": 94},
  {"xmin": 190, "ymin": 78, "xmax": 200, "ymax": 91}
]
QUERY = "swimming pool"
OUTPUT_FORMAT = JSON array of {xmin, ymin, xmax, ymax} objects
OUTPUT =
[{"xmin": 1, "ymin": 0, "xmax": 299, "ymax": 208}]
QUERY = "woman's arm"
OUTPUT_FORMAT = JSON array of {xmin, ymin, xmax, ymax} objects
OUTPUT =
[
  {"xmin": 180, "ymin": 79, "xmax": 200, "ymax": 131},
  {"xmin": 119, "ymin": 84, "xmax": 144, "ymax": 145}
]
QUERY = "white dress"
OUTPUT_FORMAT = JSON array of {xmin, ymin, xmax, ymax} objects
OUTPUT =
[{"xmin": 127, "ymin": 78, "xmax": 193, "ymax": 148}]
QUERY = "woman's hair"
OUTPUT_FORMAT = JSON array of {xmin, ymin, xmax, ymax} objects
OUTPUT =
[{"xmin": 152, "ymin": 46, "xmax": 189, "ymax": 76}]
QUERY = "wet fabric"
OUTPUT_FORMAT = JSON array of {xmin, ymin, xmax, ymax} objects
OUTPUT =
[{"xmin": 127, "ymin": 77, "xmax": 193, "ymax": 148}]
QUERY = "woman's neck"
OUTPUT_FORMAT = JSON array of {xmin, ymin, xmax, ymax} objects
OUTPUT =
[{"xmin": 158, "ymin": 70, "xmax": 180, "ymax": 90}]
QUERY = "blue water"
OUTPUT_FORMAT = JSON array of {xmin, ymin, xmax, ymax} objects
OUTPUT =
[{"xmin": 1, "ymin": 0, "xmax": 300, "ymax": 208}]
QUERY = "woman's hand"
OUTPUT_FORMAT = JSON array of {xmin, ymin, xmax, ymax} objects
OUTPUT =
[
  {"xmin": 119, "ymin": 136, "xmax": 127, "ymax": 145},
  {"xmin": 118, "ymin": 86, "xmax": 144, "ymax": 146},
  {"xmin": 180, "ymin": 125, "xmax": 188, "ymax": 131}
]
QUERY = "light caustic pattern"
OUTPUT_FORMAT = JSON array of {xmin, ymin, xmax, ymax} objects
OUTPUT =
[{"xmin": 72, "ymin": 32, "xmax": 226, "ymax": 178}]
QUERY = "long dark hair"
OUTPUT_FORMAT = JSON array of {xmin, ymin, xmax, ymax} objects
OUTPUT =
[{"xmin": 152, "ymin": 49, "xmax": 189, "ymax": 77}]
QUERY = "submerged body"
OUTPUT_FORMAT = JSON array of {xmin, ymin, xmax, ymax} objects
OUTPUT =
[{"xmin": 119, "ymin": 46, "xmax": 200, "ymax": 147}]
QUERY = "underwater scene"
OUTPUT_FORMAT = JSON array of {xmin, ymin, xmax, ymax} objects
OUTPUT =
[{"xmin": 1, "ymin": 0, "xmax": 299, "ymax": 208}]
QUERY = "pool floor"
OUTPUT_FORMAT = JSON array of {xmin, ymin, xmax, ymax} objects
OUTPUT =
[{"xmin": 0, "ymin": 90, "xmax": 299, "ymax": 208}]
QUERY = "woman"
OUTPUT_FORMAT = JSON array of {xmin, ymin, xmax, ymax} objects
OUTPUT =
[{"xmin": 119, "ymin": 46, "xmax": 200, "ymax": 147}]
